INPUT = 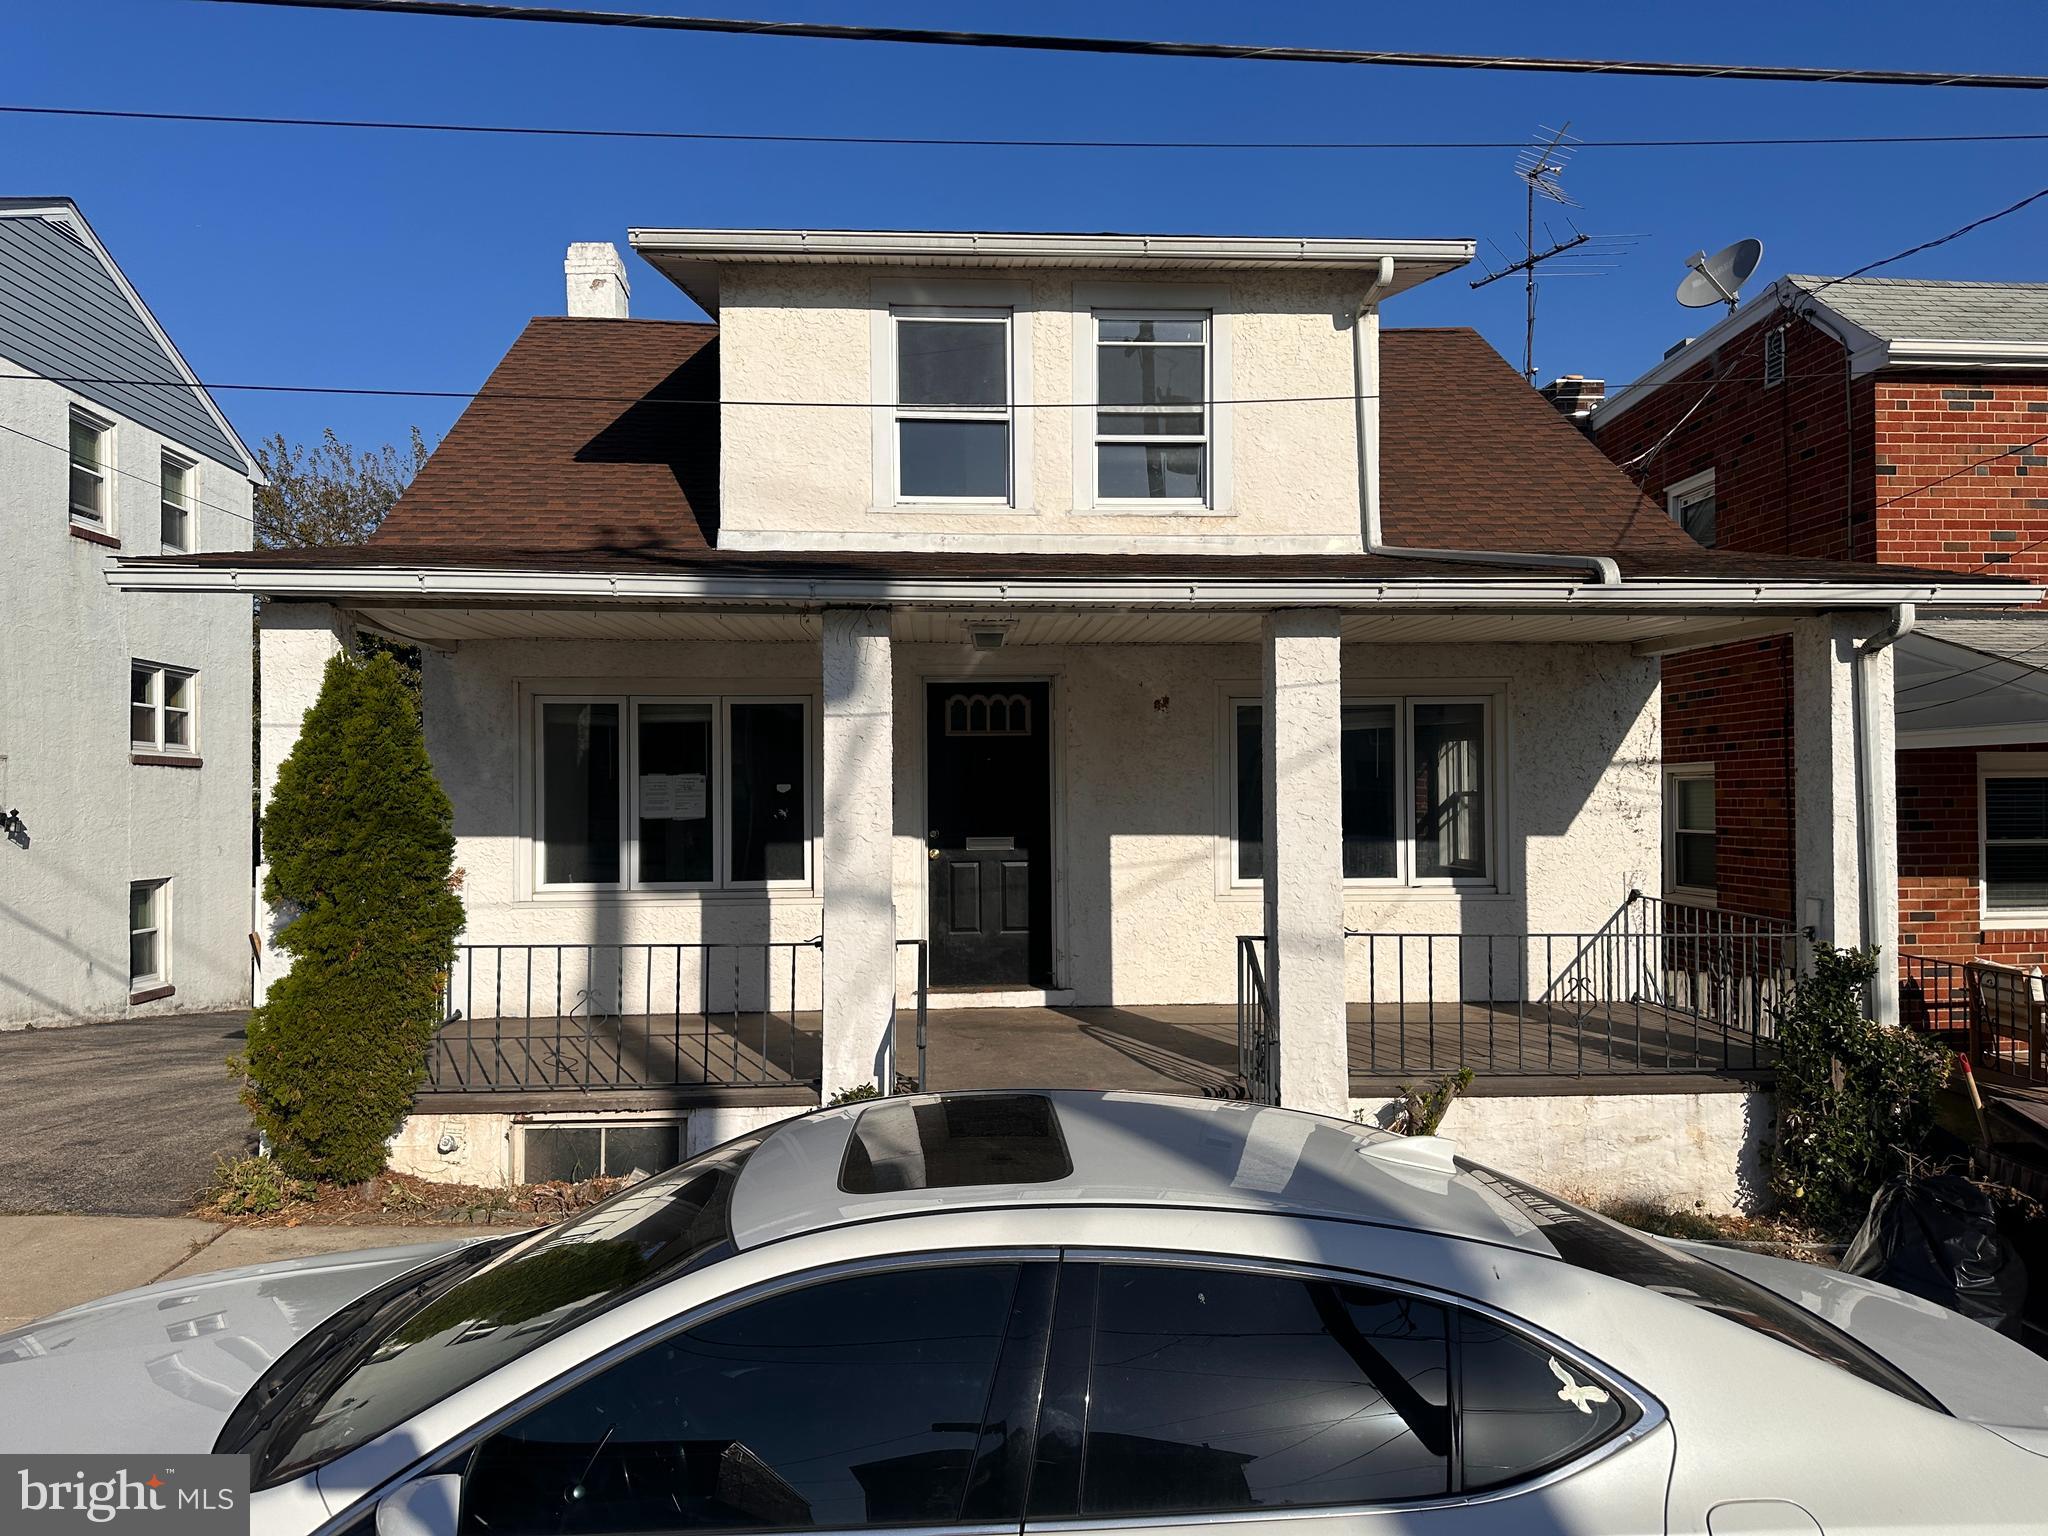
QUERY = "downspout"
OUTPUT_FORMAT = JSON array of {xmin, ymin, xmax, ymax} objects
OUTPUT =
[
  {"xmin": 1856, "ymin": 601, "xmax": 1914, "ymax": 1029},
  {"xmin": 1355, "ymin": 256, "xmax": 1621, "ymax": 585}
]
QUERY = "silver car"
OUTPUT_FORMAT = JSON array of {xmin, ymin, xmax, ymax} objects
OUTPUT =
[{"xmin": 3, "ymin": 1091, "xmax": 2045, "ymax": 1535}]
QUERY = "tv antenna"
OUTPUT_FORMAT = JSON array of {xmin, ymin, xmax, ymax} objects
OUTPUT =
[
  {"xmin": 1470, "ymin": 123, "xmax": 1639, "ymax": 383},
  {"xmin": 1677, "ymin": 238, "xmax": 1765, "ymax": 313}
]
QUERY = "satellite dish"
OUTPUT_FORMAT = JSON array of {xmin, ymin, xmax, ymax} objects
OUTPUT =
[{"xmin": 1677, "ymin": 238, "xmax": 1764, "ymax": 312}]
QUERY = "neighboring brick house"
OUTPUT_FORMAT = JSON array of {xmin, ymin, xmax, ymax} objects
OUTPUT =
[{"xmin": 1587, "ymin": 275, "xmax": 2048, "ymax": 972}]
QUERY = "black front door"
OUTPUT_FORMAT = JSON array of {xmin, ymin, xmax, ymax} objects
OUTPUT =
[{"xmin": 926, "ymin": 681, "xmax": 1053, "ymax": 990}]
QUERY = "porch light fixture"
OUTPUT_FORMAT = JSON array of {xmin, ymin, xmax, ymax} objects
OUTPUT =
[{"xmin": 968, "ymin": 626, "xmax": 1009, "ymax": 651}]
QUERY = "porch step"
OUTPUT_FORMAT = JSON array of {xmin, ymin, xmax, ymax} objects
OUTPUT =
[{"xmin": 926, "ymin": 988, "xmax": 1077, "ymax": 1010}]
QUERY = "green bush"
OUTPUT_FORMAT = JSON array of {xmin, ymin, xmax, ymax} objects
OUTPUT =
[
  {"xmin": 236, "ymin": 651, "xmax": 464, "ymax": 1183},
  {"xmin": 1771, "ymin": 945, "xmax": 1952, "ymax": 1232}
]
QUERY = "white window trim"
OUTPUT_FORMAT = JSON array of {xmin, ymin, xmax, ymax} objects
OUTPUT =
[
  {"xmin": 1224, "ymin": 688, "xmax": 1502, "ymax": 894},
  {"xmin": 1665, "ymin": 468, "xmax": 1716, "ymax": 546},
  {"xmin": 1089, "ymin": 307, "xmax": 1212, "ymax": 511},
  {"xmin": 1072, "ymin": 280, "xmax": 1234, "ymax": 515},
  {"xmin": 1663, "ymin": 762, "xmax": 1717, "ymax": 905},
  {"xmin": 532, "ymin": 692, "xmax": 815, "ymax": 896},
  {"xmin": 131, "ymin": 661, "xmax": 199, "ymax": 755},
  {"xmin": 68, "ymin": 405, "xmax": 114, "ymax": 528},
  {"xmin": 160, "ymin": 448, "xmax": 197, "ymax": 552},
  {"xmin": 130, "ymin": 878, "xmax": 170, "ymax": 989},
  {"xmin": 1979, "ymin": 751, "xmax": 2048, "ymax": 928},
  {"xmin": 869, "ymin": 278, "xmax": 1034, "ymax": 514}
]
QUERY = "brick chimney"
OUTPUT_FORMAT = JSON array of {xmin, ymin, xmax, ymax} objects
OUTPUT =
[
  {"xmin": 1539, "ymin": 373, "xmax": 1605, "ymax": 427},
  {"xmin": 565, "ymin": 241, "xmax": 630, "ymax": 319}
]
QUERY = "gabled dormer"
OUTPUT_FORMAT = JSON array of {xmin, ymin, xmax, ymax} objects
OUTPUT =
[{"xmin": 630, "ymin": 228, "xmax": 1472, "ymax": 556}]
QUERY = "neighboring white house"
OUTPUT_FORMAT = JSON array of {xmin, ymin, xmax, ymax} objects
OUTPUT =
[
  {"xmin": 112, "ymin": 230, "xmax": 2036, "ymax": 1198},
  {"xmin": 0, "ymin": 198, "xmax": 260, "ymax": 1027}
]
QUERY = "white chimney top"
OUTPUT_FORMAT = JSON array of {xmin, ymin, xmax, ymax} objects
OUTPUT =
[{"xmin": 565, "ymin": 241, "xmax": 630, "ymax": 319}]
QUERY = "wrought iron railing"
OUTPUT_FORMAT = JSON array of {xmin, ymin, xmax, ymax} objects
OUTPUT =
[
  {"xmin": 1905, "ymin": 954, "xmax": 2048, "ymax": 1088},
  {"xmin": 1235, "ymin": 935, "xmax": 1279, "ymax": 1105},
  {"xmin": 1900, "ymin": 952, "xmax": 1971, "ymax": 1047},
  {"xmin": 898, "ymin": 937, "xmax": 930, "ymax": 1091},
  {"xmin": 431, "ymin": 939, "xmax": 824, "ymax": 1094}
]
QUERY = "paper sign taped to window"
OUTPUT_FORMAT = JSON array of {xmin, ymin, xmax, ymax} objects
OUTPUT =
[{"xmin": 640, "ymin": 772, "xmax": 708, "ymax": 820}]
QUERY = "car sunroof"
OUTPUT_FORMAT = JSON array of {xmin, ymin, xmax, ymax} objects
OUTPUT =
[{"xmin": 839, "ymin": 1094, "xmax": 1073, "ymax": 1194}]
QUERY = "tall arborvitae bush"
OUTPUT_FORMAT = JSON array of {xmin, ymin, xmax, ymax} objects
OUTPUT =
[
  {"xmin": 238, "ymin": 651, "xmax": 463, "ymax": 1181},
  {"xmin": 1771, "ymin": 944, "xmax": 1952, "ymax": 1231}
]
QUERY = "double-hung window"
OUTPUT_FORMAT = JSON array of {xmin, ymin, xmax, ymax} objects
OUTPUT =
[
  {"xmin": 1666, "ymin": 468, "xmax": 1716, "ymax": 547},
  {"xmin": 1665, "ymin": 765, "xmax": 1717, "ymax": 898},
  {"xmin": 69, "ymin": 408, "xmax": 112, "ymax": 525},
  {"xmin": 1232, "ymin": 694, "xmax": 1495, "ymax": 888},
  {"xmin": 892, "ymin": 308, "xmax": 1011, "ymax": 502},
  {"xmin": 129, "ymin": 879, "xmax": 169, "ymax": 989},
  {"xmin": 1094, "ymin": 311, "xmax": 1209, "ymax": 503},
  {"xmin": 131, "ymin": 663, "xmax": 197, "ymax": 755},
  {"xmin": 1983, "ymin": 765, "xmax": 2048, "ymax": 918},
  {"xmin": 536, "ymin": 694, "xmax": 810, "ymax": 891},
  {"xmin": 160, "ymin": 451, "xmax": 195, "ymax": 551}
]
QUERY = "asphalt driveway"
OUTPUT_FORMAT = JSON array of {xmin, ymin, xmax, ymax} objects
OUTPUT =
[{"xmin": 0, "ymin": 1012, "xmax": 254, "ymax": 1215}]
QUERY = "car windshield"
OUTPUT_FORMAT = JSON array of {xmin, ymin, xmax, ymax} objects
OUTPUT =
[
  {"xmin": 245, "ymin": 1133, "xmax": 763, "ymax": 1486},
  {"xmin": 1464, "ymin": 1166, "xmax": 1943, "ymax": 1411}
]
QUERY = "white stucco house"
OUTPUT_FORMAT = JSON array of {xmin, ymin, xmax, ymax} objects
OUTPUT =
[
  {"xmin": 112, "ymin": 230, "xmax": 2035, "ymax": 1199},
  {"xmin": 1, "ymin": 198, "xmax": 259, "ymax": 1028}
]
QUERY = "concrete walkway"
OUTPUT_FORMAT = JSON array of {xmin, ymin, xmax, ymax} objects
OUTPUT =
[
  {"xmin": 0, "ymin": 1012, "xmax": 254, "ymax": 1214},
  {"xmin": 0, "ymin": 1215, "xmax": 455, "ymax": 1332}
]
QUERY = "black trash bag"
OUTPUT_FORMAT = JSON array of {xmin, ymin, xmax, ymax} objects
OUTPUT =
[{"xmin": 1843, "ymin": 1173, "xmax": 2030, "ymax": 1337}]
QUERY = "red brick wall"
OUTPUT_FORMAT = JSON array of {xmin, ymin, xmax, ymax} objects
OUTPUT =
[
  {"xmin": 1660, "ymin": 637, "xmax": 1795, "ymax": 922},
  {"xmin": 1873, "ymin": 377, "xmax": 2048, "ymax": 590},
  {"xmin": 1898, "ymin": 744, "xmax": 2048, "ymax": 966}
]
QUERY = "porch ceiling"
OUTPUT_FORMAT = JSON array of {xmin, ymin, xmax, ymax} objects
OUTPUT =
[{"xmin": 349, "ymin": 603, "xmax": 1736, "ymax": 648}]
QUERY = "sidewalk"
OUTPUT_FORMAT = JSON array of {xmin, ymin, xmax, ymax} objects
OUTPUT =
[{"xmin": 0, "ymin": 1214, "xmax": 464, "ymax": 1331}]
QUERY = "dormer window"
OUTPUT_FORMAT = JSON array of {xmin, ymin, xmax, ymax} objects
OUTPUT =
[
  {"xmin": 892, "ymin": 308, "xmax": 1011, "ymax": 502},
  {"xmin": 1094, "ymin": 312, "xmax": 1209, "ymax": 503}
]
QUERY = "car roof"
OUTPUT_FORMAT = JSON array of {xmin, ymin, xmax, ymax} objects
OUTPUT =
[{"xmin": 726, "ymin": 1090, "xmax": 1555, "ymax": 1256}]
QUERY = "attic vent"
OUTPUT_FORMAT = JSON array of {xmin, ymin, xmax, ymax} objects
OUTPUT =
[
  {"xmin": 1763, "ymin": 327, "xmax": 1786, "ymax": 388},
  {"xmin": 42, "ymin": 216, "xmax": 87, "ymax": 249}
]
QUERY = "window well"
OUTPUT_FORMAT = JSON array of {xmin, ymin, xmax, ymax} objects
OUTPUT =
[{"xmin": 840, "ymin": 1094, "xmax": 1072, "ymax": 1193}]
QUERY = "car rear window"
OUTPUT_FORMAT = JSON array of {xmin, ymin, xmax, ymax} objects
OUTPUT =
[
  {"xmin": 1464, "ymin": 1166, "xmax": 1943, "ymax": 1411},
  {"xmin": 840, "ymin": 1094, "xmax": 1072, "ymax": 1193}
]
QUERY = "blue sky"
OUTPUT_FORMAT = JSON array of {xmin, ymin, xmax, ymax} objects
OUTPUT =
[{"xmin": 6, "ymin": 1, "xmax": 2046, "ymax": 460}]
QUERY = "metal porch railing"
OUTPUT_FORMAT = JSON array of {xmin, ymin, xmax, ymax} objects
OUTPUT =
[
  {"xmin": 1902, "ymin": 952, "xmax": 2048, "ymax": 1088},
  {"xmin": 1235, "ymin": 934, "xmax": 1279, "ymax": 1105}
]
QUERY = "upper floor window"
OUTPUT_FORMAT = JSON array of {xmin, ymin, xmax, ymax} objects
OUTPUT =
[
  {"xmin": 131, "ymin": 663, "xmax": 197, "ymax": 755},
  {"xmin": 1094, "ymin": 311, "xmax": 1209, "ymax": 503},
  {"xmin": 69, "ymin": 408, "xmax": 112, "ymax": 525},
  {"xmin": 892, "ymin": 308, "xmax": 1011, "ymax": 502},
  {"xmin": 160, "ymin": 451, "xmax": 195, "ymax": 551},
  {"xmin": 1666, "ymin": 468, "xmax": 1716, "ymax": 547}
]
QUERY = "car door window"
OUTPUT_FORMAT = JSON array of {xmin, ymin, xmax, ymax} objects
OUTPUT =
[
  {"xmin": 461, "ymin": 1263, "xmax": 1031, "ymax": 1534},
  {"xmin": 1457, "ymin": 1312, "xmax": 1627, "ymax": 1491},
  {"xmin": 1071, "ymin": 1264, "xmax": 1453, "ymax": 1518}
]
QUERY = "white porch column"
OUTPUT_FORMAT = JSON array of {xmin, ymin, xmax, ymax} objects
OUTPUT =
[
  {"xmin": 255, "ymin": 601, "xmax": 346, "ymax": 1003},
  {"xmin": 820, "ymin": 607, "xmax": 898, "ymax": 1097},
  {"xmin": 1791, "ymin": 615, "xmax": 1898, "ymax": 1021},
  {"xmin": 1263, "ymin": 608, "xmax": 1349, "ymax": 1116}
]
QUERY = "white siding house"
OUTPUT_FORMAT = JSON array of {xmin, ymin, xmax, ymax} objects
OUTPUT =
[
  {"xmin": 112, "ymin": 229, "xmax": 2035, "ymax": 1198},
  {"xmin": 0, "ymin": 199, "xmax": 259, "ymax": 1027}
]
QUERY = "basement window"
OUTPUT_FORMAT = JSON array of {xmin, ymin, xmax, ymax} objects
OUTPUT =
[{"xmin": 518, "ymin": 1119, "xmax": 683, "ymax": 1184}]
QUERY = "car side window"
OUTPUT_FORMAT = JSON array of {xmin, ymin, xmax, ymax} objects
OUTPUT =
[
  {"xmin": 460, "ymin": 1263, "xmax": 1028, "ymax": 1534},
  {"xmin": 1458, "ymin": 1312, "xmax": 1627, "ymax": 1490},
  {"xmin": 1074, "ymin": 1264, "xmax": 1453, "ymax": 1517}
]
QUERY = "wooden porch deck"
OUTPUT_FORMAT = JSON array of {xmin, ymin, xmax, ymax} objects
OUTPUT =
[{"xmin": 420, "ymin": 996, "xmax": 1770, "ymax": 1106}]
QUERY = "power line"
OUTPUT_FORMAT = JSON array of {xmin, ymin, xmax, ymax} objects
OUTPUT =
[
  {"xmin": 200, "ymin": 0, "xmax": 2048, "ymax": 91},
  {"xmin": 1805, "ymin": 186, "xmax": 2048, "ymax": 295},
  {"xmin": 1897, "ymin": 637, "xmax": 2048, "ymax": 718},
  {"xmin": 8, "ymin": 102, "xmax": 2046, "ymax": 154},
  {"xmin": 0, "ymin": 418, "xmax": 265, "ymax": 532}
]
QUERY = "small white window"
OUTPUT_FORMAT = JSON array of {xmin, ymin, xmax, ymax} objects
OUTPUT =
[
  {"xmin": 69, "ymin": 408, "xmax": 112, "ymax": 525},
  {"xmin": 1666, "ymin": 468, "xmax": 1716, "ymax": 547},
  {"xmin": 1094, "ymin": 311, "xmax": 1209, "ymax": 503},
  {"xmin": 131, "ymin": 662, "xmax": 198, "ymax": 754},
  {"xmin": 130, "ymin": 879, "xmax": 169, "ymax": 988},
  {"xmin": 160, "ymin": 451, "xmax": 195, "ymax": 551},
  {"xmin": 892, "ymin": 309, "xmax": 1011, "ymax": 502},
  {"xmin": 1983, "ymin": 770, "xmax": 2048, "ymax": 918},
  {"xmin": 1763, "ymin": 328, "xmax": 1787, "ymax": 389},
  {"xmin": 1665, "ymin": 765, "xmax": 1717, "ymax": 898}
]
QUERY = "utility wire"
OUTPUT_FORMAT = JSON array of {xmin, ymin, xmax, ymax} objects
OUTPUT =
[
  {"xmin": 0, "ymin": 418, "xmax": 266, "ymax": 532},
  {"xmin": 198, "ymin": 0, "xmax": 2048, "ymax": 91},
  {"xmin": 8, "ymin": 102, "xmax": 2046, "ymax": 154},
  {"xmin": 1897, "ymin": 638, "xmax": 2048, "ymax": 717},
  {"xmin": 1805, "ymin": 186, "xmax": 2048, "ymax": 294}
]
